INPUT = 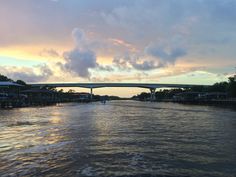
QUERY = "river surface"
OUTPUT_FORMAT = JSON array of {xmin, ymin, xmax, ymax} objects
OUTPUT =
[{"xmin": 0, "ymin": 101, "xmax": 235, "ymax": 177}]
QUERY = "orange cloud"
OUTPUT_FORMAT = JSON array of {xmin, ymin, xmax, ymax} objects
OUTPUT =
[{"xmin": 109, "ymin": 38, "xmax": 137, "ymax": 52}]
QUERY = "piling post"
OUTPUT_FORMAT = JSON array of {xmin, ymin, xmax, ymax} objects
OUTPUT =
[
  {"xmin": 150, "ymin": 88, "xmax": 156, "ymax": 101},
  {"xmin": 90, "ymin": 87, "xmax": 93, "ymax": 101}
]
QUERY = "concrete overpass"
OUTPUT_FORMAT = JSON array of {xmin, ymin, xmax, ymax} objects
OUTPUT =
[{"xmin": 30, "ymin": 83, "xmax": 210, "ymax": 101}]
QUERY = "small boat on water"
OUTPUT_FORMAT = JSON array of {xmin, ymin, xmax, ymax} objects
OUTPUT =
[
  {"xmin": 101, "ymin": 99, "xmax": 106, "ymax": 104},
  {"xmin": 100, "ymin": 96, "xmax": 107, "ymax": 104}
]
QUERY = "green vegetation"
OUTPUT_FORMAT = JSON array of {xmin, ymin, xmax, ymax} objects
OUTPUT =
[
  {"xmin": 0, "ymin": 74, "xmax": 13, "ymax": 82},
  {"xmin": 133, "ymin": 76, "xmax": 236, "ymax": 100},
  {"xmin": 228, "ymin": 77, "xmax": 236, "ymax": 97},
  {"xmin": 188, "ymin": 76, "xmax": 236, "ymax": 97},
  {"xmin": 1, "ymin": 73, "xmax": 235, "ymax": 103}
]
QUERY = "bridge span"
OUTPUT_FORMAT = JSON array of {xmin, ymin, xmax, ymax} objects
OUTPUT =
[{"xmin": 30, "ymin": 83, "xmax": 210, "ymax": 101}]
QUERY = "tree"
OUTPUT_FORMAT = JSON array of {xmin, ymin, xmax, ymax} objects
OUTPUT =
[
  {"xmin": 16, "ymin": 80, "xmax": 27, "ymax": 86},
  {"xmin": 228, "ymin": 77, "xmax": 236, "ymax": 97},
  {"xmin": 58, "ymin": 89, "xmax": 64, "ymax": 93},
  {"xmin": 47, "ymin": 87, "xmax": 57, "ymax": 91},
  {"xmin": 209, "ymin": 82, "xmax": 228, "ymax": 92},
  {"xmin": 137, "ymin": 92, "xmax": 150, "ymax": 100},
  {"xmin": 190, "ymin": 86, "xmax": 208, "ymax": 92},
  {"xmin": 0, "ymin": 74, "xmax": 13, "ymax": 82},
  {"xmin": 15, "ymin": 79, "xmax": 31, "ymax": 90},
  {"xmin": 68, "ymin": 89, "xmax": 75, "ymax": 93}
]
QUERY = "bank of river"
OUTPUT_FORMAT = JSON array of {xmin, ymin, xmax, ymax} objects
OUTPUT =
[{"xmin": 0, "ymin": 101, "xmax": 235, "ymax": 177}]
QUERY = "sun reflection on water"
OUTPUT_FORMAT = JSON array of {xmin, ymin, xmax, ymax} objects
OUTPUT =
[{"xmin": 49, "ymin": 117, "xmax": 62, "ymax": 124}]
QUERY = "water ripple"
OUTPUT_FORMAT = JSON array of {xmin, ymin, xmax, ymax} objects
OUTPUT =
[{"xmin": 0, "ymin": 101, "xmax": 235, "ymax": 177}]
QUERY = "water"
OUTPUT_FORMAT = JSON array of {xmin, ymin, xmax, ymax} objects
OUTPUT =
[{"xmin": 0, "ymin": 101, "xmax": 235, "ymax": 177}]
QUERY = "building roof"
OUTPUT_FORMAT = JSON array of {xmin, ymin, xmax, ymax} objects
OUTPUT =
[
  {"xmin": 0, "ymin": 81, "xmax": 22, "ymax": 87},
  {"xmin": 21, "ymin": 89, "xmax": 55, "ymax": 94}
]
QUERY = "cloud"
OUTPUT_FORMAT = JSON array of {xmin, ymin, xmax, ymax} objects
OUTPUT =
[
  {"xmin": 112, "ymin": 54, "xmax": 163, "ymax": 71},
  {"xmin": 71, "ymin": 28, "xmax": 89, "ymax": 50},
  {"xmin": 105, "ymin": 3, "xmax": 189, "ymax": 72},
  {"xmin": 59, "ymin": 28, "xmax": 98, "ymax": 78},
  {"xmin": 39, "ymin": 49, "xmax": 60, "ymax": 58},
  {"xmin": 131, "ymin": 60, "xmax": 163, "ymax": 70},
  {"xmin": 96, "ymin": 65, "xmax": 114, "ymax": 72},
  {"xmin": 0, "ymin": 64, "xmax": 53, "ymax": 82},
  {"xmin": 112, "ymin": 35, "xmax": 187, "ymax": 71},
  {"xmin": 96, "ymin": 65, "xmax": 206, "ymax": 82},
  {"xmin": 0, "ymin": 0, "xmax": 235, "ymax": 83},
  {"xmin": 63, "ymin": 49, "xmax": 97, "ymax": 78},
  {"xmin": 109, "ymin": 38, "xmax": 137, "ymax": 52},
  {"xmin": 145, "ymin": 43, "xmax": 187, "ymax": 64},
  {"xmin": 112, "ymin": 54, "xmax": 131, "ymax": 70}
]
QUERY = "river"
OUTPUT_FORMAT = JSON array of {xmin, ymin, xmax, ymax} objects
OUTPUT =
[{"xmin": 0, "ymin": 101, "xmax": 235, "ymax": 177}]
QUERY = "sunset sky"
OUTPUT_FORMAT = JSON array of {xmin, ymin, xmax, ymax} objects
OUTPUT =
[{"xmin": 0, "ymin": 0, "xmax": 235, "ymax": 96}]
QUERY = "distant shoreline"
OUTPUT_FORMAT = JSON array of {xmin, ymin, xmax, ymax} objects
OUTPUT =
[{"xmin": 132, "ymin": 98, "xmax": 236, "ymax": 106}]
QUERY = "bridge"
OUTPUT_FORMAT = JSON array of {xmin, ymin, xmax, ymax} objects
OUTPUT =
[{"xmin": 30, "ymin": 83, "xmax": 210, "ymax": 101}]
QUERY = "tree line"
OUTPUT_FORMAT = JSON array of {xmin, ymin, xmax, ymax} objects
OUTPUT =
[
  {"xmin": 0, "ymin": 74, "xmax": 121, "ymax": 101},
  {"xmin": 133, "ymin": 76, "xmax": 236, "ymax": 100},
  {"xmin": 1, "ymin": 74, "xmax": 236, "ymax": 99}
]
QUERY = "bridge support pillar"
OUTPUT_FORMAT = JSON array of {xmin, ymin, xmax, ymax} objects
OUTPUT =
[
  {"xmin": 150, "ymin": 88, "xmax": 156, "ymax": 101},
  {"xmin": 90, "ymin": 87, "xmax": 93, "ymax": 101}
]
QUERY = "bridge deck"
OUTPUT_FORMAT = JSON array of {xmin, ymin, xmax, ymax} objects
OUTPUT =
[{"xmin": 30, "ymin": 83, "xmax": 210, "ymax": 89}]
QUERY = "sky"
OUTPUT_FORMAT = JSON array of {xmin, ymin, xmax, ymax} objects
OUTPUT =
[{"xmin": 0, "ymin": 0, "xmax": 235, "ymax": 96}]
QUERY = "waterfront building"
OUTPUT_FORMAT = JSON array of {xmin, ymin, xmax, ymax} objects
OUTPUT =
[
  {"xmin": 21, "ymin": 88, "xmax": 58, "ymax": 105},
  {"xmin": 199, "ymin": 92, "xmax": 228, "ymax": 100},
  {"xmin": 173, "ymin": 92, "xmax": 201, "ymax": 102},
  {"xmin": 65, "ymin": 92, "xmax": 90, "ymax": 102},
  {"xmin": 0, "ymin": 81, "xmax": 23, "ymax": 108},
  {"xmin": 173, "ymin": 92, "xmax": 228, "ymax": 102},
  {"xmin": 0, "ymin": 81, "xmax": 22, "ymax": 94}
]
